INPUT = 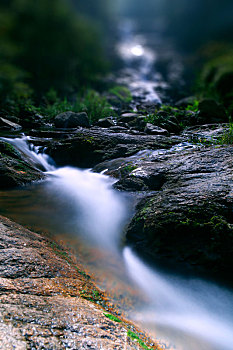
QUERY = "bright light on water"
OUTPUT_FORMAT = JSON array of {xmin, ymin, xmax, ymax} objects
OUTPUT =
[{"xmin": 131, "ymin": 44, "xmax": 144, "ymax": 56}]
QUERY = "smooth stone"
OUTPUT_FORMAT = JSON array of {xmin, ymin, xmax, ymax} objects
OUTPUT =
[
  {"xmin": 54, "ymin": 111, "xmax": 90, "ymax": 129},
  {"xmin": 0, "ymin": 117, "xmax": 22, "ymax": 131},
  {"xmin": 144, "ymin": 123, "xmax": 170, "ymax": 136}
]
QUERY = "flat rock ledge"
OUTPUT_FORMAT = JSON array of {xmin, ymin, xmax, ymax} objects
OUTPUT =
[{"xmin": 0, "ymin": 216, "xmax": 160, "ymax": 350}]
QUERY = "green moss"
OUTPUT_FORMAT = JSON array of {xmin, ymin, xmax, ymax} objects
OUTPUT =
[
  {"xmin": 127, "ymin": 330, "xmax": 152, "ymax": 350},
  {"xmin": 104, "ymin": 313, "xmax": 122, "ymax": 323},
  {"xmin": 79, "ymin": 288, "xmax": 103, "ymax": 304},
  {"xmin": 0, "ymin": 141, "xmax": 21, "ymax": 159},
  {"xmin": 121, "ymin": 164, "xmax": 137, "ymax": 174}
]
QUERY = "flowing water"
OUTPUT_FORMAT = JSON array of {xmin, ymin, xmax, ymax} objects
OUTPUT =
[
  {"xmin": 1, "ymin": 136, "xmax": 233, "ymax": 350},
  {"xmin": 116, "ymin": 19, "xmax": 162, "ymax": 105},
  {"xmin": 115, "ymin": 18, "xmax": 185, "ymax": 106}
]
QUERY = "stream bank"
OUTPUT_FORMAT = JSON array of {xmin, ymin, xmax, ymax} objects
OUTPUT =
[
  {"xmin": 0, "ymin": 15, "xmax": 233, "ymax": 350},
  {"xmin": 0, "ymin": 215, "xmax": 160, "ymax": 350}
]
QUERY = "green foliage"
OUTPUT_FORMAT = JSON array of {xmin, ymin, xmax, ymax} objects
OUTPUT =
[
  {"xmin": 37, "ymin": 89, "xmax": 115, "ymax": 124},
  {"xmin": 216, "ymin": 122, "xmax": 233, "ymax": 145},
  {"xmin": 122, "ymin": 164, "xmax": 137, "ymax": 174},
  {"xmin": 127, "ymin": 330, "xmax": 152, "ymax": 350},
  {"xmin": 76, "ymin": 90, "xmax": 115, "ymax": 124},
  {"xmin": 197, "ymin": 45, "xmax": 233, "ymax": 113},
  {"xmin": 104, "ymin": 313, "xmax": 122, "ymax": 323},
  {"xmin": 109, "ymin": 86, "xmax": 132, "ymax": 103},
  {"xmin": 186, "ymin": 100, "xmax": 199, "ymax": 112},
  {"xmin": 0, "ymin": 0, "xmax": 110, "ymax": 113}
]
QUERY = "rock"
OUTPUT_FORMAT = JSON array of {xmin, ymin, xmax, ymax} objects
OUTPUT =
[
  {"xmin": 109, "ymin": 126, "xmax": 128, "ymax": 132},
  {"xmin": 117, "ymin": 121, "xmax": 129, "ymax": 128},
  {"xmin": 126, "ymin": 146, "xmax": 233, "ymax": 283},
  {"xmin": 137, "ymin": 101, "xmax": 161, "ymax": 113},
  {"xmin": 121, "ymin": 112, "xmax": 138, "ymax": 118},
  {"xmin": 198, "ymin": 99, "xmax": 227, "ymax": 124},
  {"xmin": 47, "ymin": 127, "xmax": 183, "ymax": 168},
  {"xmin": 118, "ymin": 113, "xmax": 138, "ymax": 123},
  {"xmin": 0, "ymin": 140, "xmax": 44, "ymax": 189},
  {"xmin": 128, "ymin": 116, "xmax": 147, "ymax": 131},
  {"xmin": 144, "ymin": 123, "xmax": 169, "ymax": 136},
  {"xmin": 3, "ymin": 115, "xmax": 20, "ymax": 124},
  {"xmin": 115, "ymin": 171, "xmax": 165, "ymax": 192},
  {"xmin": 54, "ymin": 111, "xmax": 90, "ymax": 128},
  {"xmin": 183, "ymin": 123, "xmax": 229, "ymax": 142},
  {"xmin": 96, "ymin": 118, "xmax": 115, "ymax": 128},
  {"xmin": 0, "ymin": 117, "xmax": 22, "ymax": 131},
  {"xmin": 0, "ymin": 216, "xmax": 152, "ymax": 350},
  {"xmin": 17, "ymin": 111, "xmax": 45, "ymax": 129},
  {"xmin": 114, "ymin": 177, "xmax": 148, "ymax": 191},
  {"xmin": 175, "ymin": 96, "xmax": 197, "ymax": 108}
]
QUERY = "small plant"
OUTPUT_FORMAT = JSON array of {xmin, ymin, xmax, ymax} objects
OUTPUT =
[
  {"xmin": 127, "ymin": 330, "xmax": 153, "ymax": 350},
  {"xmin": 109, "ymin": 85, "xmax": 132, "ymax": 103},
  {"xmin": 76, "ymin": 90, "xmax": 114, "ymax": 124},
  {"xmin": 35, "ymin": 89, "xmax": 115, "ymax": 123},
  {"xmin": 216, "ymin": 121, "xmax": 233, "ymax": 144},
  {"xmin": 104, "ymin": 313, "xmax": 122, "ymax": 323},
  {"xmin": 122, "ymin": 164, "xmax": 137, "ymax": 174},
  {"xmin": 79, "ymin": 288, "xmax": 103, "ymax": 304},
  {"xmin": 186, "ymin": 99, "xmax": 199, "ymax": 112}
]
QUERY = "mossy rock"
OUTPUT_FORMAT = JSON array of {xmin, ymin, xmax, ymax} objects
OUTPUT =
[
  {"xmin": 127, "ymin": 198, "xmax": 233, "ymax": 281},
  {"xmin": 0, "ymin": 141, "xmax": 44, "ymax": 189}
]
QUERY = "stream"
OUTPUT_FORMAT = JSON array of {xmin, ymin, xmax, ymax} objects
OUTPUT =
[
  {"xmin": 1, "ymin": 136, "xmax": 233, "ymax": 350},
  {"xmin": 0, "ymin": 17, "xmax": 233, "ymax": 350}
]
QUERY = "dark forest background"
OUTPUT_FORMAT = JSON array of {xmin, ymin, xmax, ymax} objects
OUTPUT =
[{"xmin": 1, "ymin": 0, "xmax": 233, "ymax": 116}]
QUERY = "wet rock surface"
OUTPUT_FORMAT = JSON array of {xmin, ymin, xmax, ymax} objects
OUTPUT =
[
  {"xmin": 0, "ymin": 216, "xmax": 159, "ymax": 350},
  {"xmin": 54, "ymin": 111, "xmax": 90, "ymax": 129},
  {"xmin": 47, "ymin": 127, "xmax": 183, "ymax": 168},
  {"xmin": 0, "ymin": 117, "xmax": 22, "ymax": 131},
  {"xmin": 123, "ymin": 146, "xmax": 233, "ymax": 282},
  {"xmin": 0, "ymin": 140, "xmax": 44, "ymax": 189}
]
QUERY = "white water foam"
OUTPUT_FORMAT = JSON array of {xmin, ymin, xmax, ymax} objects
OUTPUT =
[{"xmin": 1, "ymin": 136, "xmax": 55, "ymax": 171}]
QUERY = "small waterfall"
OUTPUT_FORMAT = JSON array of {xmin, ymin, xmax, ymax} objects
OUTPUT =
[
  {"xmin": 1, "ymin": 136, "xmax": 129, "ymax": 250},
  {"xmin": 1, "ymin": 135, "xmax": 233, "ymax": 350},
  {"xmin": 46, "ymin": 167, "xmax": 128, "ymax": 250},
  {"xmin": 1, "ymin": 136, "xmax": 55, "ymax": 171}
]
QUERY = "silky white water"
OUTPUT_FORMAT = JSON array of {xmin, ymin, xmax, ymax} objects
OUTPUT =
[
  {"xmin": 46, "ymin": 167, "xmax": 128, "ymax": 250},
  {"xmin": 2, "ymin": 136, "xmax": 55, "ymax": 171},
  {"xmin": 124, "ymin": 248, "xmax": 233, "ymax": 350},
  {"xmin": 2, "ymin": 136, "xmax": 233, "ymax": 350}
]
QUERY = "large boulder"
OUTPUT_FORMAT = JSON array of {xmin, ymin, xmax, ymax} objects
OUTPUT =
[
  {"xmin": 125, "ymin": 146, "xmax": 233, "ymax": 283},
  {"xmin": 54, "ymin": 111, "xmax": 90, "ymax": 129}
]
